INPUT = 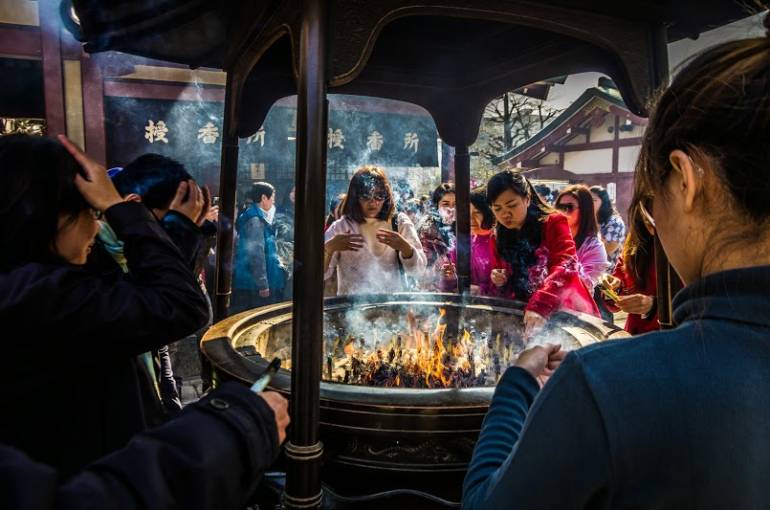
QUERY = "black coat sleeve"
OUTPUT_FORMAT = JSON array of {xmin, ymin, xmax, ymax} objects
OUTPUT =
[
  {"xmin": 0, "ymin": 382, "xmax": 279, "ymax": 510},
  {"xmin": 462, "ymin": 355, "xmax": 612, "ymax": 510},
  {"xmin": 0, "ymin": 202, "xmax": 208, "ymax": 360},
  {"xmin": 160, "ymin": 211, "xmax": 205, "ymax": 270}
]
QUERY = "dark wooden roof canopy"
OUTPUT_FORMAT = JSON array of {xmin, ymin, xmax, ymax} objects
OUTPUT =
[{"xmin": 66, "ymin": 0, "xmax": 755, "ymax": 146}]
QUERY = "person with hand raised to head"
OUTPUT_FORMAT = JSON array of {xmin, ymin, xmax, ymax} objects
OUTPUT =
[
  {"xmin": 95, "ymin": 154, "xmax": 218, "ymax": 422},
  {"xmin": 0, "ymin": 134, "xmax": 209, "ymax": 477}
]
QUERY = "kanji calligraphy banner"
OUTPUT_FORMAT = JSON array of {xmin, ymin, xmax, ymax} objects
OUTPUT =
[{"xmin": 104, "ymin": 95, "xmax": 439, "ymax": 195}]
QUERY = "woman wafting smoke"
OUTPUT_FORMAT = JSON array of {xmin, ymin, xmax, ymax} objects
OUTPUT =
[
  {"xmin": 485, "ymin": 170, "xmax": 599, "ymax": 338},
  {"xmin": 324, "ymin": 166, "xmax": 426, "ymax": 295}
]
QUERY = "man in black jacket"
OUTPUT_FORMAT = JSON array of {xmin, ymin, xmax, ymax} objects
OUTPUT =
[
  {"xmin": 106, "ymin": 155, "xmax": 217, "ymax": 419},
  {"xmin": 0, "ymin": 382, "xmax": 289, "ymax": 510}
]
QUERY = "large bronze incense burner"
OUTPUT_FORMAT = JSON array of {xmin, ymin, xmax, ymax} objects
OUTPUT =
[{"xmin": 202, "ymin": 293, "xmax": 627, "ymax": 499}]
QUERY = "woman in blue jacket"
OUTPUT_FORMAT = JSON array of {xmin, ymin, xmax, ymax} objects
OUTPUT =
[{"xmin": 464, "ymin": 17, "xmax": 770, "ymax": 510}]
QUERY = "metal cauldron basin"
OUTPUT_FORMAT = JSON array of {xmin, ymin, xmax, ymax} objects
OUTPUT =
[
  {"xmin": 202, "ymin": 293, "xmax": 627, "ymax": 481},
  {"xmin": 201, "ymin": 293, "xmax": 627, "ymax": 501}
]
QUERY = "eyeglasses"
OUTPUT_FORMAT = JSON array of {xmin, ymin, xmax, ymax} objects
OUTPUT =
[
  {"xmin": 638, "ymin": 199, "xmax": 655, "ymax": 230},
  {"xmin": 555, "ymin": 203, "xmax": 576, "ymax": 213},
  {"xmin": 360, "ymin": 192, "xmax": 387, "ymax": 202}
]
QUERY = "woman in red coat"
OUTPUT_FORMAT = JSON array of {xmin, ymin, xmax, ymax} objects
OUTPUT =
[
  {"xmin": 603, "ymin": 201, "xmax": 659, "ymax": 335},
  {"xmin": 486, "ymin": 170, "xmax": 599, "ymax": 337}
]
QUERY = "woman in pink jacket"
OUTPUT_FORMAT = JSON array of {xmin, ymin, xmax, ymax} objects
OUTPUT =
[
  {"xmin": 440, "ymin": 187, "xmax": 498, "ymax": 296},
  {"xmin": 554, "ymin": 184, "xmax": 609, "ymax": 292}
]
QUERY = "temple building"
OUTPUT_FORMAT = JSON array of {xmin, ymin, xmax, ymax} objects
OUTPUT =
[{"xmin": 494, "ymin": 80, "xmax": 645, "ymax": 220}]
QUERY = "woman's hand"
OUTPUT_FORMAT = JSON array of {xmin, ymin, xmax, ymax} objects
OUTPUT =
[
  {"xmin": 58, "ymin": 134, "xmax": 122, "ymax": 212},
  {"xmin": 325, "ymin": 233, "xmax": 364, "ymax": 253},
  {"xmin": 514, "ymin": 343, "xmax": 567, "ymax": 387},
  {"xmin": 376, "ymin": 229, "xmax": 414, "ymax": 258},
  {"xmin": 523, "ymin": 310, "xmax": 547, "ymax": 341},
  {"xmin": 490, "ymin": 268, "xmax": 508, "ymax": 288},
  {"xmin": 258, "ymin": 391, "xmax": 290, "ymax": 444},
  {"xmin": 616, "ymin": 294, "xmax": 654, "ymax": 315},
  {"xmin": 170, "ymin": 180, "xmax": 204, "ymax": 223}
]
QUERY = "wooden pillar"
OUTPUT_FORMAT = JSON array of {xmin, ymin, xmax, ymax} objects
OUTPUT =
[
  {"xmin": 213, "ymin": 74, "xmax": 240, "ymax": 321},
  {"xmin": 81, "ymin": 53, "xmax": 107, "ymax": 165},
  {"xmin": 284, "ymin": 0, "xmax": 328, "ymax": 507},
  {"xmin": 39, "ymin": 0, "xmax": 65, "ymax": 135},
  {"xmin": 454, "ymin": 145, "xmax": 471, "ymax": 294}
]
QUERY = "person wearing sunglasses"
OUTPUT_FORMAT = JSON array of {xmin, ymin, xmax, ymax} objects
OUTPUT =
[
  {"xmin": 324, "ymin": 166, "xmax": 426, "ymax": 295},
  {"xmin": 554, "ymin": 185, "xmax": 609, "ymax": 292},
  {"xmin": 464, "ymin": 18, "xmax": 770, "ymax": 509}
]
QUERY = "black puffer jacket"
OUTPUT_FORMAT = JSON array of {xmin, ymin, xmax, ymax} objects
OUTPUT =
[
  {"xmin": 0, "ymin": 202, "xmax": 208, "ymax": 477},
  {"xmin": 0, "ymin": 382, "xmax": 279, "ymax": 510}
]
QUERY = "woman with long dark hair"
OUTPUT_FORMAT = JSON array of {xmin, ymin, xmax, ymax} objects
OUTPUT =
[
  {"xmin": 324, "ymin": 166, "xmax": 426, "ymax": 295},
  {"xmin": 554, "ymin": 184, "xmax": 609, "ymax": 290},
  {"xmin": 590, "ymin": 185, "xmax": 626, "ymax": 268},
  {"xmin": 0, "ymin": 135, "xmax": 282, "ymax": 477},
  {"xmin": 440, "ymin": 187, "xmax": 497, "ymax": 296},
  {"xmin": 484, "ymin": 170, "xmax": 599, "ymax": 335},
  {"xmin": 601, "ymin": 200, "xmax": 659, "ymax": 334},
  {"xmin": 464, "ymin": 20, "xmax": 770, "ymax": 508}
]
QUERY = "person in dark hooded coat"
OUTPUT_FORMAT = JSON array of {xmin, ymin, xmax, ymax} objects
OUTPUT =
[
  {"xmin": 0, "ymin": 381, "xmax": 289, "ymax": 510},
  {"xmin": 0, "ymin": 134, "xmax": 208, "ymax": 477}
]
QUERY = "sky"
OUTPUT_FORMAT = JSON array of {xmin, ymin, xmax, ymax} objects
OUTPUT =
[{"xmin": 544, "ymin": 12, "xmax": 766, "ymax": 111}]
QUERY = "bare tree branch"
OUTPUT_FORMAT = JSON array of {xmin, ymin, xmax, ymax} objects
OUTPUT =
[{"xmin": 475, "ymin": 91, "xmax": 563, "ymax": 164}]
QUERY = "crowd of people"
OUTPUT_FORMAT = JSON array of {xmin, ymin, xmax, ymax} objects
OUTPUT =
[
  {"xmin": 1, "ymin": 24, "xmax": 769, "ymax": 510},
  {"xmin": 233, "ymin": 162, "xmax": 653, "ymax": 340},
  {"xmin": 0, "ymin": 134, "xmax": 290, "ymax": 508},
  {"xmin": 301, "ymin": 165, "xmax": 650, "ymax": 336}
]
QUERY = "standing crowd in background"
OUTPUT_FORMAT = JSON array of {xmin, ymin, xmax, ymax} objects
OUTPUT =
[{"xmin": 314, "ymin": 163, "xmax": 658, "ymax": 337}]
